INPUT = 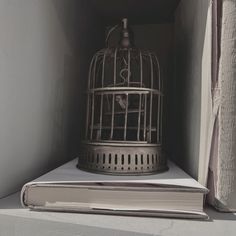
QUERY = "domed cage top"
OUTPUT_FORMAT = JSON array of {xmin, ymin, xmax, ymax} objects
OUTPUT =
[{"xmin": 78, "ymin": 19, "xmax": 168, "ymax": 175}]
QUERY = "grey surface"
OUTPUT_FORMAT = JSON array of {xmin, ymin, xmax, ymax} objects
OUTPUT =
[
  {"xmin": 0, "ymin": 192, "xmax": 236, "ymax": 236},
  {"xmin": 0, "ymin": 214, "xmax": 149, "ymax": 236},
  {"xmin": 0, "ymin": 0, "xmax": 77, "ymax": 198}
]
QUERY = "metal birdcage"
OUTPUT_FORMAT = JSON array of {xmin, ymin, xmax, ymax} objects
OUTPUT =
[{"xmin": 78, "ymin": 18, "xmax": 167, "ymax": 175}]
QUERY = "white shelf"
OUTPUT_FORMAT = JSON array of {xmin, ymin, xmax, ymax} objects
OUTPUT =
[{"xmin": 0, "ymin": 192, "xmax": 236, "ymax": 236}]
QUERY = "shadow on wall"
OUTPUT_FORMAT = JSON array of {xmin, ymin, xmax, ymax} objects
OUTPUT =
[
  {"xmin": 0, "ymin": 0, "xmax": 102, "ymax": 199},
  {"xmin": 52, "ymin": 0, "xmax": 104, "ymax": 161},
  {"xmin": 0, "ymin": 0, "xmax": 77, "ymax": 198}
]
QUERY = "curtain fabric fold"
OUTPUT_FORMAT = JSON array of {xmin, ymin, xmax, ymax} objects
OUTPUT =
[{"xmin": 207, "ymin": 0, "xmax": 236, "ymax": 211}]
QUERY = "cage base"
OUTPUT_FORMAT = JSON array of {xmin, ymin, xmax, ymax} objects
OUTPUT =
[{"xmin": 78, "ymin": 143, "xmax": 168, "ymax": 175}]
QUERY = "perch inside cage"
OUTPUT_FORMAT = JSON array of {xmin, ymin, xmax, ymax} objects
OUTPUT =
[{"xmin": 78, "ymin": 18, "xmax": 167, "ymax": 175}]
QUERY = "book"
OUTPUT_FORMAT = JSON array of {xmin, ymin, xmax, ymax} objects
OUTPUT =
[{"xmin": 21, "ymin": 158, "xmax": 208, "ymax": 219}]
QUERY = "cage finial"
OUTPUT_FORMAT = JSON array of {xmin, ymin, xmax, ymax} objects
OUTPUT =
[
  {"xmin": 119, "ymin": 18, "xmax": 133, "ymax": 48},
  {"xmin": 122, "ymin": 18, "xmax": 128, "ymax": 29}
]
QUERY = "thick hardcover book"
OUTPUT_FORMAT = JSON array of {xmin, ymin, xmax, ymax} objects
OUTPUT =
[{"xmin": 21, "ymin": 159, "xmax": 208, "ymax": 219}]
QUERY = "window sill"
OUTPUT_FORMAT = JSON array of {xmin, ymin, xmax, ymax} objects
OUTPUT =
[{"xmin": 0, "ymin": 192, "xmax": 235, "ymax": 236}]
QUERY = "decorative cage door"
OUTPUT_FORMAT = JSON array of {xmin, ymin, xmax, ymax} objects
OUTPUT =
[{"xmin": 78, "ymin": 19, "xmax": 167, "ymax": 175}]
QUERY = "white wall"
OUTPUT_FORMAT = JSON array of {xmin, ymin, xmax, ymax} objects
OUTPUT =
[
  {"xmin": 0, "ymin": 0, "xmax": 102, "ymax": 198},
  {"xmin": 174, "ymin": 0, "xmax": 212, "ymax": 179}
]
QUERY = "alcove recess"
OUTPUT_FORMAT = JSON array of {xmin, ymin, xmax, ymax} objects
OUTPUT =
[
  {"xmin": 18, "ymin": 0, "xmax": 207, "ymax": 181},
  {"xmin": 0, "ymin": 0, "xmax": 212, "ymax": 198},
  {"xmin": 65, "ymin": 0, "xmax": 210, "ymax": 180}
]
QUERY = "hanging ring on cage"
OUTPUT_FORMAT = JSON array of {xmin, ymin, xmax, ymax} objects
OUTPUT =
[{"xmin": 105, "ymin": 24, "xmax": 119, "ymax": 47}]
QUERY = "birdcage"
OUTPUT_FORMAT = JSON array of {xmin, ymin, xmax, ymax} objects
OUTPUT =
[{"xmin": 78, "ymin": 18, "xmax": 167, "ymax": 175}]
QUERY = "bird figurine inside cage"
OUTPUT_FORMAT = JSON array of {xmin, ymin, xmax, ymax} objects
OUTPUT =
[{"xmin": 78, "ymin": 18, "xmax": 167, "ymax": 175}]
